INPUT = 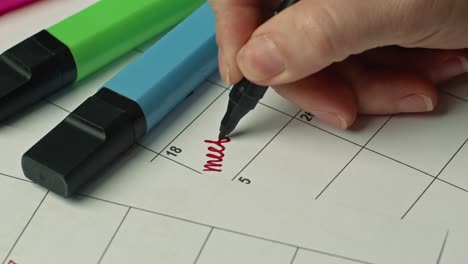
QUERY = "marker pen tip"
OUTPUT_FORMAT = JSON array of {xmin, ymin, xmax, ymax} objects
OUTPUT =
[{"xmin": 218, "ymin": 132, "xmax": 226, "ymax": 140}]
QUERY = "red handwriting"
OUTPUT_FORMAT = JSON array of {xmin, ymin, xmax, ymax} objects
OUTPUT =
[
  {"xmin": 8, "ymin": 260, "xmax": 17, "ymax": 264},
  {"xmin": 203, "ymin": 137, "xmax": 231, "ymax": 172}
]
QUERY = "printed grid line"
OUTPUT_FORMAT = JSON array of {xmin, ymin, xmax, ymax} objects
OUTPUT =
[
  {"xmin": 0, "ymin": 172, "xmax": 30, "ymax": 183},
  {"xmin": 205, "ymin": 79, "xmax": 227, "ymax": 89},
  {"xmin": 2, "ymin": 191, "xmax": 49, "ymax": 264},
  {"xmin": 161, "ymin": 155, "xmax": 202, "ymax": 174},
  {"xmin": 364, "ymin": 148, "xmax": 437, "ymax": 178},
  {"xmin": 298, "ymin": 249, "xmax": 374, "ymax": 264},
  {"xmin": 78, "ymin": 194, "xmax": 373, "ymax": 264},
  {"xmin": 437, "ymin": 231, "xmax": 450, "ymax": 264},
  {"xmin": 441, "ymin": 90, "xmax": 468, "ymax": 103},
  {"xmin": 437, "ymin": 178, "xmax": 468, "ymax": 193},
  {"xmin": 149, "ymin": 86, "xmax": 228, "ymax": 162},
  {"xmin": 135, "ymin": 143, "xmax": 202, "ymax": 174},
  {"xmin": 295, "ymin": 114, "xmax": 362, "ymax": 147},
  {"xmin": 155, "ymin": 150, "xmax": 203, "ymax": 174},
  {"xmin": 315, "ymin": 116, "xmax": 393, "ymax": 199},
  {"xmin": 135, "ymin": 143, "xmax": 159, "ymax": 155},
  {"xmin": 192, "ymin": 227, "xmax": 213, "ymax": 264},
  {"xmin": 231, "ymin": 110, "xmax": 301, "ymax": 181},
  {"xmin": 97, "ymin": 207, "xmax": 131, "ymax": 264},
  {"xmin": 401, "ymin": 137, "xmax": 468, "ymax": 219},
  {"xmin": 315, "ymin": 148, "xmax": 364, "ymax": 200},
  {"xmin": 294, "ymin": 90, "xmax": 468, "ymax": 219},
  {"xmin": 289, "ymin": 248, "xmax": 299, "ymax": 264}
]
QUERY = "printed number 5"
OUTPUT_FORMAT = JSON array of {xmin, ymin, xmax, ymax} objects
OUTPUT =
[{"xmin": 238, "ymin": 177, "xmax": 251, "ymax": 184}]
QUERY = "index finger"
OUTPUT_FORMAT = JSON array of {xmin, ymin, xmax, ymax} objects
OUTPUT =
[{"xmin": 208, "ymin": 0, "xmax": 280, "ymax": 84}]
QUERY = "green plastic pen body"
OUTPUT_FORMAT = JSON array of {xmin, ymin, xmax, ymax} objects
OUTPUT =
[
  {"xmin": 48, "ymin": 0, "xmax": 205, "ymax": 81},
  {"xmin": 0, "ymin": 0, "xmax": 205, "ymax": 120}
]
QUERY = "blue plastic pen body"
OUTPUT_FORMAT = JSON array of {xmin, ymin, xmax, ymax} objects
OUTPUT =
[{"xmin": 105, "ymin": 2, "xmax": 218, "ymax": 132}]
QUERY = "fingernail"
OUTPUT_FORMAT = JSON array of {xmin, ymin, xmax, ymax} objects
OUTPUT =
[
  {"xmin": 218, "ymin": 48, "xmax": 231, "ymax": 84},
  {"xmin": 434, "ymin": 56, "xmax": 468, "ymax": 82},
  {"xmin": 238, "ymin": 34, "xmax": 285, "ymax": 82},
  {"xmin": 398, "ymin": 94, "xmax": 434, "ymax": 112},
  {"xmin": 313, "ymin": 112, "xmax": 348, "ymax": 129}
]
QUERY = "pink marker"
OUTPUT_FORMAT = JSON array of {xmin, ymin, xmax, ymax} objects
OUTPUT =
[{"xmin": 0, "ymin": 0, "xmax": 38, "ymax": 15}]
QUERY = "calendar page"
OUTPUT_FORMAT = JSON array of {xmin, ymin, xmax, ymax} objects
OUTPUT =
[{"xmin": 2, "ymin": 1, "xmax": 468, "ymax": 264}]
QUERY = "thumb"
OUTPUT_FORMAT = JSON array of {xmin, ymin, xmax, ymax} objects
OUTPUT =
[{"xmin": 236, "ymin": 0, "xmax": 442, "ymax": 85}]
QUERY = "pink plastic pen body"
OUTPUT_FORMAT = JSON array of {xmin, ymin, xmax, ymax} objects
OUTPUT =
[{"xmin": 0, "ymin": 0, "xmax": 38, "ymax": 15}]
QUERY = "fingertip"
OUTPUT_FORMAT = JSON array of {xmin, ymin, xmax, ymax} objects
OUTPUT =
[
  {"xmin": 320, "ymin": 99, "xmax": 358, "ymax": 130},
  {"xmin": 212, "ymin": 3, "xmax": 267, "ymax": 85},
  {"xmin": 340, "ymin": 107, "xmax": 358, "ymax": 129},
  {"xmin": 313, "ymin": 111, "xmax": 356, "ymax": 130},
  {"xmin": 362, "ymin": 48, "xmax": 468, "ymax": 85},
  {"xmin": 427, "ymin": 56, "xmax": 468, "ymax": 85},
  {"xmin": 236, "ymin": 33, "xmax": 286, "ymax": 85},
  {"xmin": 218, "ymin": 47, "xmax": 232, "ymax": 85},
  {"xmin": 217, "ymin": 45, "xmax": 245, "ymax": 85},
  {"xmin": 398, "ymin": 93, "xmax": 435, "ymax": 113},
  {"xmin": 393, "ymin": 74, "xmax": 438, "ymax": 113},
  {"xmin": 344, "ymin": 66, "xmax": 439, "ymax": 114}
]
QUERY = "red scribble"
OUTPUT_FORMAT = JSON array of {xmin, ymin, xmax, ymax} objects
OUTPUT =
[
  {"xmin": 203, "ymin": 137, "xmax": 231, "ymax": 172},
  {"xmin": 8, "ymin": 260, "xmax": 17, "ymax": 264}
]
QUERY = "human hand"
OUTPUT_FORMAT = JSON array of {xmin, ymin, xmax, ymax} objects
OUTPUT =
[{"xmin": 209, "ymin": 0, "xmax": 468, "ymax": 128}]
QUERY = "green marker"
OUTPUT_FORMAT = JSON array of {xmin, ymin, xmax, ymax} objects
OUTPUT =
[{"xmin": 0, "ymin": 0, "xmax": 204, "ymax": 120}]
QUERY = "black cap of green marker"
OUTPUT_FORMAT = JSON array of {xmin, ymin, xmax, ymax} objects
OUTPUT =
[{"xmin": 0, "ymin": 30, "xmax": 76, "ymax": 120}]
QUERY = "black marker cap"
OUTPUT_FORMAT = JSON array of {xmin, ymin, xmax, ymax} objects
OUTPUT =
[
  {"xmin": 22, "ymin": 88, "xmax": 146, "ymax": 197},
  {"xmin": 0, "ymin": 30, "xmax": 77, "ymax": 121},
  {"xmin": 219, "ymin": 78, "xmax": 268, "ymax": 137}
]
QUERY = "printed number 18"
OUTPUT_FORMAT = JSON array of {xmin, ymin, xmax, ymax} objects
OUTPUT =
[{"xmin": 166, "ymin": 146, "xmax": 182, "ymax": 157}]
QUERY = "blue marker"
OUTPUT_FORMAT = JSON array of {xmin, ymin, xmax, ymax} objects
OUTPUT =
[{"xmin": 22, "ymin": 3, "xmax": 218, "ymax": 197}]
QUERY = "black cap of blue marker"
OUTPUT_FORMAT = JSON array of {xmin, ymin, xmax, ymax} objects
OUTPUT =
[{"xmin": 22, "ymin": 88, "xmax": 146, "ymax": 197}]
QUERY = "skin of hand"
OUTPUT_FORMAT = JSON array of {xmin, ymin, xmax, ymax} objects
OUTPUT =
[{"xmin": 208, "ymin": 0, "xmax": 468, "ymax": 129}]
